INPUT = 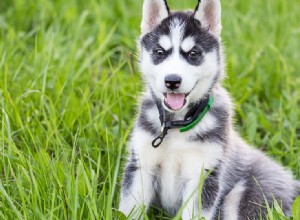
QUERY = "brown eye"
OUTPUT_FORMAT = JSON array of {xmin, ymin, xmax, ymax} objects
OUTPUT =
[
  {"xmin": 154, "ymin": 48, "xmax": 165, "ymax": 56},
  {"xmin": 189, "ymin": 49, "xmax": 200, "ymax": 58}
]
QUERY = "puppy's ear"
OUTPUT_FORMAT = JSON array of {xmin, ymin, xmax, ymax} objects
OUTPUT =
[
  {"xmin": 194, "ymin": 0, "xmax": 222, "ymax": 37},
  {"xmin": 141, "ymin": 0, "xmax": 170, "ymax": 35}
]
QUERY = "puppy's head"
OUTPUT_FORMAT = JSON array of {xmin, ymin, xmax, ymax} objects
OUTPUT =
[{"xmin": 139, "ymin": 0, "xmax": 224, "ymax": 112}]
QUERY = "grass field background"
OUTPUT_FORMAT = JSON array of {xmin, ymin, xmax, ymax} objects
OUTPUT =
[{"xmin": 0, "ymin": 0, "xmax": 300, "ymax": 219}]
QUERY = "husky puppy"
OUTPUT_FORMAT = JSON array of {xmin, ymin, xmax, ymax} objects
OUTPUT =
[{"xmin": 119, "ymin": 0, "xmax": 300, "ymax": 219}]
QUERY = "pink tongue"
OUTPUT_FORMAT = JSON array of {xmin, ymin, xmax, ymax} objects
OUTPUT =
[{"xmin": 166, "ymin": 93, "xmax": 185, "ymax": 110}]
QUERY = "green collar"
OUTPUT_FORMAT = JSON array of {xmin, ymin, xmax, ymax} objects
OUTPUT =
[{"xmin": 180, "ymin": 96, "xmax": 214, "ymax": 132}]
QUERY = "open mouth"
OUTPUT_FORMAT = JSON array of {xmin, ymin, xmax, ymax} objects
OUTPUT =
[{"xmin": 163, "ymin": 93, "xmax": 189, "ymax": 110}]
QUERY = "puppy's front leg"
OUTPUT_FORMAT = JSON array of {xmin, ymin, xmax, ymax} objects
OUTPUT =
[
  {"xmin": 119, "ymin": 162, "xmax": 154, "ymax": 219},
  {"xmin": 181, "ymin": 178, "xmax": 203, "ymax": 220}
]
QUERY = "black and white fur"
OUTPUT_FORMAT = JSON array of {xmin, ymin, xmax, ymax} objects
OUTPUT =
[{"xmin": 119, "ymin": 0, "xmax": 300, "ymax": 219}]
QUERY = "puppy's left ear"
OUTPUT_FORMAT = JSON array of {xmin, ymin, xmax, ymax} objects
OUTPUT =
[
  {"xmin": 141, "ymin": 0, "xmax": 170, "ymax": 35},
  {"xmin": 194, "ymin": 0, "xmax": 222, "ymax": 37}
]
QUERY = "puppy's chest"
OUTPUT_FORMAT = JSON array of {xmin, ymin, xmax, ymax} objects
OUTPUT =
[
  {"xmin": 137, "ymin": 129, "xmax": 222, "ymax": 177},
  {"xmin": 135, "ymin": 130, "xmax": 222, "ymax": 210}
]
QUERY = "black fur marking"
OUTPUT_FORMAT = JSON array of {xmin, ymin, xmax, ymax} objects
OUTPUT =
[
  {"xmin": 180, "ymin": 46, "xmax": 204, "ymax": 66},
  {"xmin": 137, "ymin": 99, "xmax": 160, "ymax": 136},
  {"xmin": 122, "ymin": 154, "xmax": 138, "ymax": 195},
  {"xmin": 189, "ymin": 106, "xmax": 229, "ymax": 144},
  {"xmin": 141, "ymin": 23, "xmax": 170, "ymax": 51},
  {"xmin": 152, "ymin": 48, "xmax": 173, "ymax": 65},
  {"xmin": 181, "ymin": 13, "xmax": 219, "ymax": 53},
  {"xmin": 141, "ymin": 12, "xmax": 219, "ymax": 66},
  {"xmin": 237, "ymin": 180, "xmax": 268, "ymax": 219},
  {"xmin": 142, "ymin": 98, "xmax": 156, "ymax": 109},
  {"xmin": 201, "ymin": 167, "xmax": 220, "ymax": 210},
  {"xmin": 191, "ymin": 126, "xmax": 227, "ymax": 144}
]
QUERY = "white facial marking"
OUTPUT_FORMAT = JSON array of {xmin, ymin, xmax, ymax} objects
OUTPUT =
[
  {"xmin": 159, "ymin": 35, "xmax": 172, "ymax": 51},
  {"xmin": 181, "ymin": 37, "xmax": 195, "ymax": 53},
  {"xmin": 170, "ymin": 19, "xmax": 184, "ymax": 53}
]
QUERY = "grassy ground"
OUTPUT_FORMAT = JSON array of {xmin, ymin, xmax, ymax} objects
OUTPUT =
[{"xmin": 0, "ymin": 0, "xmax": 299, "ymax": 219}]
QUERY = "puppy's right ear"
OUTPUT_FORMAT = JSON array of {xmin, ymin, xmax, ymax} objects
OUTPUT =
[{"xmin": 141, "ymin": 0, "xmax": 170, "ymax": 35}]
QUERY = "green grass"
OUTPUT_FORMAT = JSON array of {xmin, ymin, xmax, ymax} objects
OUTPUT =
[{"xmin": 0, "ymin": 0, "xmax": 299, "ymax": 219}]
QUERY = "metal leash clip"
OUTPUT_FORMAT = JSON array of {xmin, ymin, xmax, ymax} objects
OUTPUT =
[{"xmin": 152, "ymin": 122, "xmax": 168, "ymax": 148}]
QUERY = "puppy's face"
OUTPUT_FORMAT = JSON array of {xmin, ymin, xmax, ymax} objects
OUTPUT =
[{"xmin": 139, "ymin": 0, "xmax": 223, "ymax": 112}]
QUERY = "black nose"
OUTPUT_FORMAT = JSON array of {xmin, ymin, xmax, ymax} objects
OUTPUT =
[{"xmin": 165, "ymin": 74, "xmax": 182, "ymax": 90}]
